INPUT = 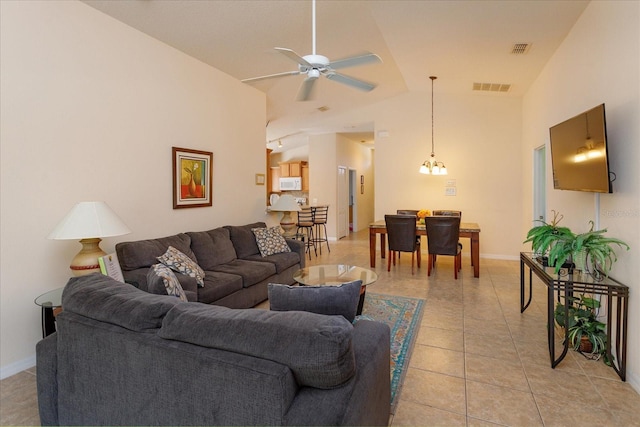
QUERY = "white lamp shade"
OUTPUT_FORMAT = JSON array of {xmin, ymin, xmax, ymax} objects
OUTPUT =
[
  {"xmin": 48, "ymin": 201, "xmax": 131, "ymax": 240},
  {"xmin": 270, "ymin": 195, "xmax": 301, "ymax": 212}
]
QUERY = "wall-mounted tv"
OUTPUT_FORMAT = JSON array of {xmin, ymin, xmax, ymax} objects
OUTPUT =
[{"xmin": 549, "ymin": 103, "xmax": 612, "ymax": 193}]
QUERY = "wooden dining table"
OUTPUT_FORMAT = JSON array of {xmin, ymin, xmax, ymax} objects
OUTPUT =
[{"xmin": 369, "ymin": 220, "xmax": 482, "ymax": 278}]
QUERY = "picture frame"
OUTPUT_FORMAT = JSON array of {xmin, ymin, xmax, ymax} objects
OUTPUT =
[
  {"xmin": 255, "ymin": 173, "xmax": 265, "ymax": 185},
  {"xmin": 172, "ymin": 147, "xmax": 213, "ymax": 209},
  {"xmin": 360, "ymin": 175, "xmax": 364, "ymax": 184}
]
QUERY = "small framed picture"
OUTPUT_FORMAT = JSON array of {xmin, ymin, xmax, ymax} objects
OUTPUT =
[
  {"xmin": 172, "ymin": 147, "xmax": 213, "ymax": 209},
  {"xmin": 361, "ymin": 184, "xmax": 364, "ymax": 194},
  {"xmin": 360, "ymin": 175, "xmax": 364, "ymax": 184},
  {"xmin": 255, "ymin": 173, "xmax": 265, "ymax": 185}
]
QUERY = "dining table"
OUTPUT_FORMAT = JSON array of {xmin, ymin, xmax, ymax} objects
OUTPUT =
[{"xmin": 369, "ymin": 219, "xmax": 482, "ymax": 278}]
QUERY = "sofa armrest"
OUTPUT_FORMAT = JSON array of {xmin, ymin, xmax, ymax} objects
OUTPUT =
[
  {"xmin": 286, "ymin": 238, "xmax": 305, "ymax": 268},
  {"xmin": 283, "ymin": 319, "xmax": 391, "ymax": 426},
  {"xmin": 36, "ymin": 333, "xmax": 59, "ymax": 426}
]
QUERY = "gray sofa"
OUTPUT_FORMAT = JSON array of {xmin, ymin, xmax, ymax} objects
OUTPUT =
[
  {"xmin": 115, "ymin": 222, "xmax": 305, "ymax": 308},
  {"xmin": 36, "ymin": 274, "xmax": 391, "ymax": 426}
]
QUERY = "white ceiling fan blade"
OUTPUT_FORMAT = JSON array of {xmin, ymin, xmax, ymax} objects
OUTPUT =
[
  {"xmin": 241, "ymin": 70, "xmax": 301, "ymax": 83},
  {"xmin": 275, "ymin": 47, "xmax": 312, "ymax": 67},
  {"xmin": 329, "ymin": 53, "xmax": 382, "ymax": 70},
  {"xmin": 325, "ymin": 72, "xmax": 376, "ymax": 92},
  {"xmin": 296, "ymin": 76, "xmax": 318, "ymax": 101}
]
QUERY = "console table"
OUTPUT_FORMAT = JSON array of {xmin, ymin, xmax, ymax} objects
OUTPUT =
[{"xmin": 520, "ymin": 252, "xmax": 628, "ymax": 380}]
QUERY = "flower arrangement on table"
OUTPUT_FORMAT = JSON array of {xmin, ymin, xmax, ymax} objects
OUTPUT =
[{"xmin": 417, "ymin": 209, "xmax": 431, "ymax": 224}]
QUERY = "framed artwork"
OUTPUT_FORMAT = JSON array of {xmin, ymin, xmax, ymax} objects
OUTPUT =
[
  {"xmin": 255, "ymin": 173, "xmax": 265, "ymax": 185},
  {"xmin": 172, "ymin": 147, "xmax": 213, "ymax": 209},
  {"xmin": 360, "ymin": 175, "xmax": 364, "ymax": 184}
]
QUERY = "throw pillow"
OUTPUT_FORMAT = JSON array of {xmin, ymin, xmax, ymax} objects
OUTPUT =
[
  {"xmin": 252, "ymin": 226, "xmax": 291, "ymax": 257},
  {"xmin": 268, "ymin": 280, "xmax": 362, "ymax": 322},
  {"xmin": 157, "ymin": 246, "xmax": 205, "ymax": 287},
  {"xmin": 148, "ymin": 264, "xmax": 188, "ymax": 302}
]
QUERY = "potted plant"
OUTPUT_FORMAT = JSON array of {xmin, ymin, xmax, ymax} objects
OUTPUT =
[
  {"xmin": 554, "ymin": 295, "xmax": 611, "ymax": 364},
  {"xmin": 524, "ymin": 210, "xmax": 629, "ymax": 278}
]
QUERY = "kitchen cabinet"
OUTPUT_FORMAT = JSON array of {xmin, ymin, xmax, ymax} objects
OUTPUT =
[
  {"xmin": 270, "ymin": 167, "xmax": 281, "ymax": 193},
  {"xmin": 302, "ymin": 165, "xmax": 309, "ymax": 191},
  {"xmin": 279, "ymin": 161, "xmax": 307, "ymax": 178}
]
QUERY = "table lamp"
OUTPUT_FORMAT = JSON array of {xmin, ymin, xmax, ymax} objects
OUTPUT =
[
  {"xmin": 270, "ymin": 194, "xmax": 301, "ymax": 237},
  {"xmin": 48, "ymin": 201, "xmax": 131, "ymax": 276}
]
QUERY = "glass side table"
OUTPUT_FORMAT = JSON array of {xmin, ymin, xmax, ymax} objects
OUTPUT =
[{"xmin": 34, "ymin": 287, "xmax": 64, "ymax": 338}]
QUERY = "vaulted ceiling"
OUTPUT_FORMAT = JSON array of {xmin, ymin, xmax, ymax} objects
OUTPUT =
[{"xmin": 84, "ymin": 0, "xmax": 588, "ymax": 149}]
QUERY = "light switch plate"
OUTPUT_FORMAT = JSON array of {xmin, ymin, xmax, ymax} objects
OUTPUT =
[
  {"xmin": 445, "ymin": 187, "xmax": 457, "ymax": 196},
  {"xmin": 446, "ymin": 179, "xmax": 457, "ymax": 187}
]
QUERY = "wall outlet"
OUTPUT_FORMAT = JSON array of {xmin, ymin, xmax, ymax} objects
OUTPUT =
[{"xmin": 445, "ymin": 187, "xmax": 457, "ymax": 196}]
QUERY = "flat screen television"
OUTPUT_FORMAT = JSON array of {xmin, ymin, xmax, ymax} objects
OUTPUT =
[{"xmin": 549, "ymin": 103, "xmax": 612, "ymax": 193}]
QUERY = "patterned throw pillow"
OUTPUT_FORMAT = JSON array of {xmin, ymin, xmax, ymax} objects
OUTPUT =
[
  {"xmin": 157, "ymin": 246, "xmax": 205, "ymax": 287},
  {"xmin": 252, "ymin": 226, "xmax": 291, "ymax": 257},
  {"xmin": 149, "ymin": 264, "xmax": 188, "ymax": 302}
]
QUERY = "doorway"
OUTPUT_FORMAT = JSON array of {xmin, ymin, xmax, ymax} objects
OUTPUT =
[
  {"xmin": 337, "ymin": 166, "xmax": 348, "ymax": 239},
  {"xmin": 533, "ymin": 145, "xmax": 546, "ymax": 224}
]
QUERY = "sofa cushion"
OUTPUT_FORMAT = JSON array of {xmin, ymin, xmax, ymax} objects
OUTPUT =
[
  {"xmin": 243, "ymin": 251, "xmax": 300, "ymax": 274},
  {"xmin": 157, "ymin": 246, "xmax": 205, "ymax": 287},
  {"xmin": 197, "ymin": 271, "xmax": 244, "ymax": 304},
  {"xmin": 252, "ymin": 226, "xmax": 291, "ymax": 257},
  {"xmin": 187, "ymin": 228, "xmax": 237, "ymax": 269},
  {"xmin": 224, "ymin": 222, "xmax": 266, "ymax": 259},
  {"xmin": 159, "ymin": 303, "xmax": 356, "ymax": 389},
  {"xmin": 212, "ymin": 259, "xmax": 276, "ymax": 288},
  {"xmin": 116, "ymin": 233, "xmax": 196, "ymax": 271},
  {"xmin": 62, "ymin": 273, "xmax": 182, "ymax": 331},
  {"xmin": 268, "ymin": 281, "xmax": 362, "ymax": 322},
  {"xmin": 147, "ymin": 264, "xmax": 188, "ymax": 302}
]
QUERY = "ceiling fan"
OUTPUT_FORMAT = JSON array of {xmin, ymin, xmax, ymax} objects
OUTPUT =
[{"xmin": 241, "ymin": 0, "xmax": 382, "ymax": 101}]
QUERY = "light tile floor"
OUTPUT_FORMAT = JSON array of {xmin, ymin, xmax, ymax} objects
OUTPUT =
[{"xmin": 2, "ymin": 229, "xmax": 639, "ymax": 426}]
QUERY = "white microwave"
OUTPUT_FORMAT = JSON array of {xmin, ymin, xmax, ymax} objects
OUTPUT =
[{"xmin": 279, "ymin": 177, "xmax": 302, "ymax": 191}]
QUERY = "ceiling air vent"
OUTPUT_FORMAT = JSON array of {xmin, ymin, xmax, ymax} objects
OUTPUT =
[
  {"xmin": 473, "ymin": 82, "xmax": 512, "ymax": 93},
  {"xmin": 511, "ymin": 43, "xmax": 531, "ymax": 55}
]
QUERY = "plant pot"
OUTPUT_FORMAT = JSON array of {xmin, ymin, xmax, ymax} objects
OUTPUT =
[{"xmin": 578, "ymin": 335, "xmax": 593, "ymax": 353}]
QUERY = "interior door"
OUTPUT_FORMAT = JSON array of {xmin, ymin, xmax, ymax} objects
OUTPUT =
[
  {"xmin": 337, "ymin": 166, "xmax": 348, "ymax": 239},
  {"xmin": 533, "ymin": 145, "xmax": 546, "ymax": 224}
]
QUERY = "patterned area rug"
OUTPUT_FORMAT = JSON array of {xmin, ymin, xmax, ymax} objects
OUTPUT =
[{"xmin": 356, "ymin": 292, "xmax": 424, "ymax": 413}]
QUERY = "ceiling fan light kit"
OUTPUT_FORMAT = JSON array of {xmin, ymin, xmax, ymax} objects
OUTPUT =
[
  {"xmin": 419, "ymin": 76, "xmax": 448, "ymax": 175},
  {"xmin": 241, "ymin": 0, "xmax": 381, "ymax": 101}
]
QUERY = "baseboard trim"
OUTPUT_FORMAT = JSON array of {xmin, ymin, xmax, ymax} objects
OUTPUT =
[{"xmin": 0, "ymin": 354, "xmax": 36, "ymax": 380}]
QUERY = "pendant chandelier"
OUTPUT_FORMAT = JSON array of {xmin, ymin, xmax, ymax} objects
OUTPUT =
[{"xmin": 419, "ymin": 76, "xmax": 447, "ymax": 175}]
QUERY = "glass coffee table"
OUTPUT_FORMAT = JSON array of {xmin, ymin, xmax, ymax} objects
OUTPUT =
[{"xmin": 293, "ymin": 264, "xmax": 378, "ymax": 315}]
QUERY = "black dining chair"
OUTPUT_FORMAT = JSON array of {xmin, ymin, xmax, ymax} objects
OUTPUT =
[
  {"xmin": 384, "ymin": 215, "xmax": 421, "ymax": 274},
  {"xmin": 432, "ymin": 210, "xmax": 462, "ymax": 218},
  {"xmin": 425, "ymin": 216, "xmax": 462, "ymax": 279},
  {"xmin": 397, "ymin": 209, "xmax": 419, "ymax": 216}
]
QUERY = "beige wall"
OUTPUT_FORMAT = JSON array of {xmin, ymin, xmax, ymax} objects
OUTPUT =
[
  {"xmin": 336, "ymin": 137, "xmax": 375, "ymax": 233},
  {"xmin": 0, "ymin": 1, "xmax": 267, "ymax": 376},
  {"xmin": 521, "ymin": 0, "xmax": 640, "ymax": 389}
]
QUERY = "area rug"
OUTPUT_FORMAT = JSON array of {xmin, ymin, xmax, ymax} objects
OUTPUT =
[{"xmin": 356, "ymin": 292, "xmax": 424, "ymax": 413}]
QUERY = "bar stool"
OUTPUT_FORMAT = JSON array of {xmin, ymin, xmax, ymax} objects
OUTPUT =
[
  {"xmin": 296, "ymin": 208, "xmax": 316, "ymax": 259},
  {"xmin": 311, "ymin": 205, "xmax": 330, "ymax": 254}
]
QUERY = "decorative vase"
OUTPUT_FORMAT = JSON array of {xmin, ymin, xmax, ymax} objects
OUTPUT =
[
  {"xmin": 188, "ymin": 175, "xmax": 197, "ymax": 197},
  {"xmin": 573, "ymin": 249, "xmax": 587, "ymax": 273}
]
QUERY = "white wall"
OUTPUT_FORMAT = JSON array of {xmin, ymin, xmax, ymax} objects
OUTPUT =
[
  {"xmin": 521, "ymin": 0, "xmax": 640, "ymax": 390},
  {"xmin": 0, "ymin": 1, "xmax": 267, "ymax": 377}
]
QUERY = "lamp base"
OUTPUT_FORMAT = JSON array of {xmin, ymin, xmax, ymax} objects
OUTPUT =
[
  {"xmin": 70, "ymin": 238, "xmax": 106, "ymax": 276},
  {"xmin": 280, "ymin": 211, "xmax": 297, "ymax": 238}
]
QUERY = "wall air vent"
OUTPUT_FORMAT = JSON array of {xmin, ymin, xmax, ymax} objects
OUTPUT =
[
  {"xmin": 472, "ymin": 82, "xmax": 512, "ymax": 93},
  {"xmin": 511, "ymin": 43, "xmax": 531, "ymax": 55}
]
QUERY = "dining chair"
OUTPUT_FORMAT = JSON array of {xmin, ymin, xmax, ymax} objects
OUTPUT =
[
  {"xmin": 424, "ymin": 216, "xmax": 462, "ymax": 279},
  {"xmin": 296, "ymin": 208, "xmax": 316, "ymax": 259},
  {"xmin": 384, "ymin": 214, "xmax": 421, "ymax": 274},
  {"xmin": 311, "ymin": 205, "xmax": 330, "ymax": 254},
  {"xmin": 396, "ymin": 209, "xmax": 419, "ymax": 216}
]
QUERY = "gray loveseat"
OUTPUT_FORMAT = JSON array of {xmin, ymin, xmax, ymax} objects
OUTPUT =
[
  {"xmin": 36, "ymin": 274, "xmax": 391, "ymax": 426},
  {"xmin": 115, "ymin": 222, "xmax": 304, "ymax": 308}
]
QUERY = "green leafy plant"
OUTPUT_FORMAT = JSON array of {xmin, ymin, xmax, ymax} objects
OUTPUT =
[
  {"xmin": 525, "ymin": 210, "xmax": 629, "ymax": 277},
  {"xmin": 554, "ymin": 295, "xmax": 611, "ymax": 364}
]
